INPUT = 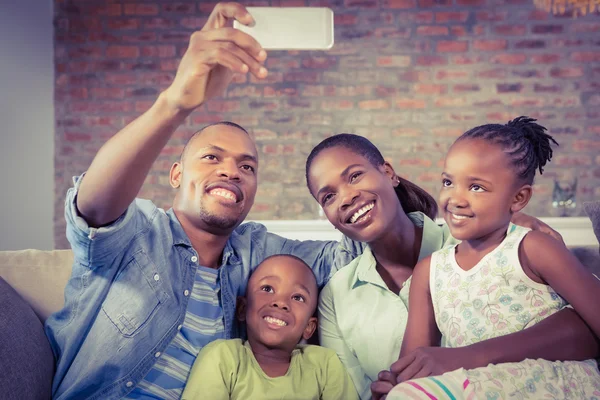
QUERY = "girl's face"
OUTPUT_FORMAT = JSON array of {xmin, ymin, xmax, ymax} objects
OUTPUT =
[
  {"xmin": 439, "ymin": 138, "xmax": 531, "ymax": 242},
  {"xmin": 307, "ymin": 146, "xmax": 404, "ymax": 244}
]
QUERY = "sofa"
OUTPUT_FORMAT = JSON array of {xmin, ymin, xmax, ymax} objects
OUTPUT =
[{"xmin": 1, "ymin": 203, "xmax": 599, "ymax": 400}]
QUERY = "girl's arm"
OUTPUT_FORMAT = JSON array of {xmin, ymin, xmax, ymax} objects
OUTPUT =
[
  {"xmin": 399, "ymin": 256, "xmax": 440, "ymax": 356},
  {"xmin": 391, "ymin": 256, "xmax": 442, "ymax": 380},
  {"xmin": 521, "ymin": 231, "xmax": 600, "ymax": 341}
]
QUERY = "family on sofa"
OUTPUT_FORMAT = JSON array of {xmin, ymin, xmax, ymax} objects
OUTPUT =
[{"xmin": 2, "ymin": 2, "xmax": 600, "ymax": 400}]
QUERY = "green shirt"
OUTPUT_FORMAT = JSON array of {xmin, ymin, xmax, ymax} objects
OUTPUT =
[
  {"xmin": 182, "ymin": 339, "xmax": 359, "ymax": 400},
  {"xmin": 317, "ymin": 212, "xmax": 454, "ymax": 400}
]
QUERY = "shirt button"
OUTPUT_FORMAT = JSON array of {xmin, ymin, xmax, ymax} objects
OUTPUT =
[
  {"xmin": 177, "ymin": 324, "xmax": 183, "ymax": 330},
  {"xmin": 153, "ymin": 274, "xmax": 159, "ymax": 281},
  {"xmin": 154, "ymin": 352, "xmax": 161, "ymax": 358},
  {"xmin": 184, "ymin": 290, "xmax": 190, "ymax": 296},
  {"xmin": 126, "ymin": 381, "xmax": 133, "ymax": 388},
  {"xmin": 191, "ymin": 256, "xmax": 198, "ymax": 262}
]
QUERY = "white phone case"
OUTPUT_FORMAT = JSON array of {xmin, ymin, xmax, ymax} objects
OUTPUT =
[{"xmin": 233, "ymin": 7, "xmax": 334, "ymax": 50}]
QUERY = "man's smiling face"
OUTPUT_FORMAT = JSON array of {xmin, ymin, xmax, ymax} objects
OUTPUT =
[{"xmin": 170, "ymin": 123, "xmax": 258, "ymax": 234}]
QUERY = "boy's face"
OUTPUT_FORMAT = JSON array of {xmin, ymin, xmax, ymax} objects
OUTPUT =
[{"xmin": 239, "ymin": 256, "xmax": 318, "ymax": 351}]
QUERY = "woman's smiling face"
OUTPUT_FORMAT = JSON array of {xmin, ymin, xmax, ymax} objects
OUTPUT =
[{"xmin": 307, "ymin": 146, "xmax": 404, "ymax": 244}]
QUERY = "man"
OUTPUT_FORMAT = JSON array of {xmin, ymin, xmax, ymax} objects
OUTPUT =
[
  {"xmin": 45, "ymin": 3, "xmax": 597, "ymax": 400},
  {"xmin": 45, "ymin": 4, "xmax": 364, "ymax": 399}
]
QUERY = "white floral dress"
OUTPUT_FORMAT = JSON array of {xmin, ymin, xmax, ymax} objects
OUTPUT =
[{"xmin": 388, "ymin": 224, "xmax": 600, "ymax": 400}]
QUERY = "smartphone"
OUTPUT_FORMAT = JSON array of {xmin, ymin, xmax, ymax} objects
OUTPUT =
[{"xmin": 233, "ymin": 7, "xmax": 334, "ymax": 51}]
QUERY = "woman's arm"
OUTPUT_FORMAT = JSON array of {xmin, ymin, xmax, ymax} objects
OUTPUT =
[{"xmin": 318, "ymin": 284, "xmax": 371, "ymax": 399}]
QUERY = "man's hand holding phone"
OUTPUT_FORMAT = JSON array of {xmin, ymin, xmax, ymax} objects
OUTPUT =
[{"xmin": 162, "ymin": 2, "xmax": 268, "ymax": 114}]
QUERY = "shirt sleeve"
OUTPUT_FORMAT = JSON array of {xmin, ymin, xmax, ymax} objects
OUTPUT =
[
  {"xmin": 265, "ymin": 232, "xmax": 366, "ymax": 288},
  {"xmin": 318, "ymin": 283, "xmax": 372, "ymax": 400},
  {"xmin": 321, "ymin": 349, "xmax": 361, "ymax": 400},
  {"xmin": 64, "ymin": 174, "xmax": 156, "ymax": 266},
  {"xmin": 181, "ymin": 341, "xmax": 232, "ymax": 400}
]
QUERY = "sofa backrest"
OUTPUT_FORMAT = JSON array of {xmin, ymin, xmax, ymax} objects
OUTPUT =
[{"xmin": 0, "ymin": 249, "xmax": 73, "ymax": 323}]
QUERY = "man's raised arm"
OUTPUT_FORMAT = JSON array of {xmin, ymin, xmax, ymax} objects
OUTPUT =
[{"xmin": 76, "ymin": 2, "xmax": 268, "ymax": 227}]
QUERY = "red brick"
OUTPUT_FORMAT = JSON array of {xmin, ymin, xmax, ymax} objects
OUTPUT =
[
  {"xmin": 375, "ymin": 86, "xmax": 397, "ymax": 97},
  {"xmin": 573, "ymin": 140, "xmax": 600, "ymax": 152},
  {"xmin": 473, "ymin": 39, "xmax": 507, "ymax": 51},
  {"xmin": 207, "ymin": 100, "xmax": 241, "ymax": 113},
  {"xmin": 399, "ymin": 158, "xmax": 433, "ymax": 167},
  {"xmin": 163, "ymin": 3, "xmax": 196, "ymax": 13},
  {"xmin": 550, "ymin": 67, "xmax": 584, "ymax": 78},
  {"xmin": 435, "ymin": 11, "xmax": 469, "ymax": 22},
  {"xmin": 476, "ymin": 10, "xmax": 508, "ymax": 21},
  {"xmin": 532, "ymin": 24, "xmax": 564, "ymax": 34},
  {"xmin": 335, "ymin": 14, "xmax": 358, "ymax": 25},
  {"xmin": 383, "ymin": 0, "xmax": 417, "ymax": 7},
  {"xmin": 494, "ymin": 25, "xmax": 527, "ymax": 35},
  {"xmin": 392, "ymin": 128, "xmax": 422, "ymax": 137},
  {"xmin": 431, "ymin": 127, "xmax": 464, "ymax": 136},
  {"xmin": 490, "ymin": 54, "xmax": 527, "ymax": 65},
  {"xmin": 452, "ymin": 55, "xmax": 484, "ymax": 65},
  {"xmin": 450, "ymin": 26, "xmax": 468, "ymax": 36},
  {"xmin": 358, "ymin": 99, "xmax": 390, "ymax": 110},
  {"xmin": 397, "ymin": 11, "xmax": 434, "ymax": 23},
  {"xmin": 396, "ymin": 98, "xmax": 426, "ymax": 109},
  {"xmin": 302, "ymin": 57, "xmax": 338, "ymax": 69},
  {"xmin": 414, "ymin": 83, "xmax": 447, "ymax": 95},
  {"xmin": 571, "ymin": 52, "xmax": 600, "ymax": 62},
  {"xmin": 250, "ymin": 72, "xmax": 284, "ymax": 84},
  {"xmin": 453, "ymin": 84, "xmax": 480, "ymax": 92},
  {"xmin": 515, "ymin": 40, "xmax": 546, "ymax": 49},
  {"xmin": 497, "ymin": 83, "xmax": 523, "ymax": 93},
  {"xmin": 226, "ymin": 86, "xmax": 262, "ymax": 98},
  {"xmin": 511, "ymin": 98, "xmax": 544, "ymax": 107},
  {"xmin": 90, "ymin": 87, "xmax": 125, "ymax": 99},
  {"xmin": 263, "ymin": 86, "xmax": 298, "ymax": 97},
  {"xmin": 124, "ymin": 4, "xmax": 159, "ymax": 16},
  {"xmin": 283, "ymin": 71, "xmax": 319, "ymax": 83},
  {"xmin": 435, "ymin": 97, "xmax": 466, "ymax": 107},
  {"xmin": 417, "ymin": 55, "xmax": 447, "ymax": 66},
  {"xmin": 106, "ymin": 45, "xmax": 140, "ymax": 58},
  {"xmin": 416, "ymin": 26, "xmax": 449, "ymax": 36},
  {"xmin": 180, "ymin": 17, "xmax": 206, "ymax": 29},
  {"xmin": 377, "ymin": 56, "xmax": 412, "ymax": 67},
  {"xmin": 570, "ymin": 22, "xmax": 600, "ymax": 33},
  {"xmin": 418, "ymin": 0, "xmax": 452, "ymax": 6},
  {"xmin": 436, "ymin": 69, "xmax": 470, "ymax": 80},
  {"xmin": 321, "ymin": 100, "xmax": 354, "ymax": 110},
  {"xmin": 456, "ymin": 0, "xmax": 485, "ymax": 5},
  {"xmin": 344, "ymin": 0, "xmax": 378, "ymax": 7},
  {"xmin": 107, "ymin": 18, "xmax": 139, "ymax": 30},
  {"xmin": 534, "ymin": 83, "xmax": 562, "ymax": 93},
  {"xmin": 68, "ymin": 46, "xmax": 103, "ymax": 59},
  {"xmin": 144, "ymin": 18, "xmax": 175, "ymax": 30},
  {"xmin": 437, "ymin": 41, "xmax": 468, "ymax": 52}
]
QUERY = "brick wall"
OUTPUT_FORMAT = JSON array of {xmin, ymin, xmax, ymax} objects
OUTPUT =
[{"xmin": 54, "ymin": 0, "xmax": 600, "ymax": 248}]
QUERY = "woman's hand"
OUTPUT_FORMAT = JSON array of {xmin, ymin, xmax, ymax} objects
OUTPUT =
[
  {"xmin": 371, "ymin": 370, "xmax": 397, "ymax": 400},
  {"xmin": 511, "ymin": 212, "xmax": 564, "ymax": 244},
  {"xmin": 390, "ymin": 346, "xmax": 478, "ymax": 383}
]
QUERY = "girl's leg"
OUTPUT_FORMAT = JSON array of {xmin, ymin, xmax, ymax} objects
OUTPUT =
[{"xmin": 386, "ymin": 368, "xmax": 474, "ymax": 400}]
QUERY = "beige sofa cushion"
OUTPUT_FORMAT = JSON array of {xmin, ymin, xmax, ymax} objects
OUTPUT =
[{"xmin": 0, "ymin": 250, "xmax": 73, "ymax": 322}]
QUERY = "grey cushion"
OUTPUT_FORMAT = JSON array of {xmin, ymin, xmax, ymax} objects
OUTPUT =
[
  {"xmin": 583, "ymin": 201, "xmax": 600, "ymax": 254},
  {"xmin": 0, "ymin": 277, "xmax": 53, "ymax": 400}
]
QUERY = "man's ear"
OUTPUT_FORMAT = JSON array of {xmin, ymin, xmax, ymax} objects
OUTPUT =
[
  {"xmin": 170, "ymin": 162, "xmax": 182, "ymax": 189},
  {"xmin": 236, "ymin": 296, "xmax": 247, "ymax": 322},
  {"xmin": 302, "ymin": 317, "xmax": 318, "ymax": 341},
  {"xmin": 511, "ymin": 184, "xmax": 533, "ymax": 213}
]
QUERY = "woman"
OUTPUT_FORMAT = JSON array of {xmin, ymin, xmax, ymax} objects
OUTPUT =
[{"xmin": 305, "ymin": 133, "xmax": 599, "ymax": 399}]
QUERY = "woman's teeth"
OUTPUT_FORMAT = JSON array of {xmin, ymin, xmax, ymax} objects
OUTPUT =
[
  {"xmin": 452, "ymin": 213, "xmax": 469, "ymax": 220},
  {"xmin": 264, "ymin": 316, "xmax": 287, "ymax": 326},
  {"xmin": 350, "ymin": 202, "xmax": 374, "ymax": 224}
]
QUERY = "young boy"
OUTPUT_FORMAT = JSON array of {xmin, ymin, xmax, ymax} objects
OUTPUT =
[{"xmin": 182, "ymin": 254, "xmax": 359, "ymax": 400}]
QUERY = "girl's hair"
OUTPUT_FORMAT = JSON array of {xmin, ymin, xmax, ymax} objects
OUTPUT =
[
  {"xmin": 457, "ymin": 116, "xmax": 558, "ymax": 184},
  {"xmin": 305, "ymin": 133, "xmax": 438, "ymax": 220}
]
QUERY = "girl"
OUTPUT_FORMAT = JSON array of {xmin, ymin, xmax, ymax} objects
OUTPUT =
[
  {"xmin": 389, "ymin": 117, "xmax": 600, "ymax": 399},
  {"xmin": 305, "ymin": 132, "xmax": 599, "ymax": 400}
]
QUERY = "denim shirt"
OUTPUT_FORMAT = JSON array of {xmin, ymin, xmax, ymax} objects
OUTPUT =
[{"xmin": 45, "ymin": 176, "xmax": 365, "ymax": 400}]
